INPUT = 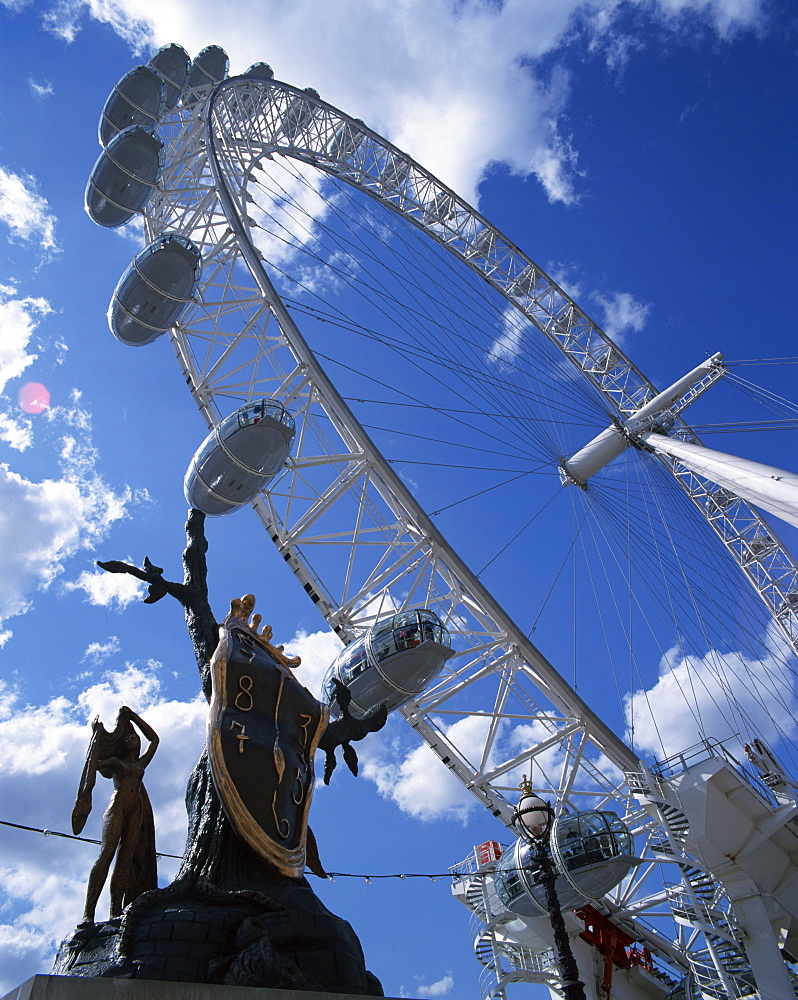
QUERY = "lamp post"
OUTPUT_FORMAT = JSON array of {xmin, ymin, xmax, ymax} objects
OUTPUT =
[{"xmin": 514, "ymin": 777, "xmax": 588, "ymax": 1000}]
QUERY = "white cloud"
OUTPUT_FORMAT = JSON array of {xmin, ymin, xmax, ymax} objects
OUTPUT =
[
  {"xmin": 679, "ymin": 101, "xmax": 700, "ymax": 125},
  {"xmin": 282, "ymin": 627, "xmax": 342, "ymax": 700},
  {"xmin": 580, "ymin": 0, "xmax": 766, "ymax": 62},
  {"xmin": 27, "ymin": 77, "xmax": 54, "ymax": 98},
  {"xmin": 625, "ymin": 642, "xmax": 798, "ymax": 762},
  {"xmin": 42, "ymin": 0, "xmax": 151, "ymax": 47},
  {"xmin": 417, "ymin": 973, "xmax": 454, "ymax": 998},
  {"xmin": 648, "ymin": 0, "xmax": 766, "ymax": 38},
  {"xmin": 0, "ymin": 401, "xmax": 146, "ymax": 636},
  {"xmin": 0, "ymin": 169, "xmax": 58, "ymax": 252},
  {"xmin": 547, "ymin": 262, "xmax": 584, "ymax": 302},
  {"xmin": 486, "ymin": 305, "xmax": 534, "ymax": 369},
  {"xmin": 592, "ymin": 290, "xmax": 650, "ymax": 343},
  {"xmin": 250, "ymin": 159, "xmax": 335, "ymax": 272},
  {"xmin": 397, "ymin": 469, "xmax": 419, "ymax": 495},
  {"xmin": 52, "ymin": 338, "xmax": 68, "ymax": 364},
  {"xmin": 65, "ymin": 567, "xmax": 146, "ymax": 609},
  {"xmin": 360, "ymin": 714, "xmax": 494, "ymax": 823},
  {"xmin": 594, "ymin": 29, "xmax": 646, "ymax": 76},
  {"xmin": 0, "ymin": 285, "xmax": 51, "ymax": 395},
  {"xmin": 81, "ymin": 635, "xmax": 121, "ymax": 664},
  {"xmin": 113, "ymin": 213, "xmax": 146, "ymax": 246},
  {"xmin": 358, "ymin": 705, "xmax": 623, "ymax": 823},
  {"xmin": 0, "ymin": 466, "xmax": 102, "ymax": 621},
  {"xmin": 486, "ymin": 269, "xmax": 649, "ymax": 365},
  {"xmin": 0, "ymin": 881, "xmax": 86, "ymax": 993},
  {"xmin": 0, "ymin": 413, "xmax": 33, "ymax": 451}
]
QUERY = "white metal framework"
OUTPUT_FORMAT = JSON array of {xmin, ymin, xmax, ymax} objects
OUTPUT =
[{"xmin": 103, "ymin": 60, "xmax": 798, "ymax": 999}]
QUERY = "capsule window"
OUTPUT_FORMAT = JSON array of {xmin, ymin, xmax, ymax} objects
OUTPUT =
[
  {"xmin": 395, "ymin": 624, "xmax": 421, "ymax": 650},
  {"xmin": 238, "ymin": 403, "xmax": 263, "ymax": 427},
  {"xmin": 235, "ymin": 399, "xmax": 293, "ymax": 431},
  {"xmin": 339, "ymin": 642, "xmax": 366, "ymax": 677},
  {"xmin": 558, "ymin": 817, "xmax": 588, "ymax": 869},
  {"xmin": 607, "ymin": 814, "xmax": 632, "ymax": 854},
  {"xmin": 342, "ymin": 648, "xmax": 367, "ymax": 682},
  {"xmin": 556, "ymin": 811, "xmax": 632, "ymax": 870}
]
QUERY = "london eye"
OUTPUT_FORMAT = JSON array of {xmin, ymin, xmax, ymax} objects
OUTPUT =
[{"xmin": 85, "ymin": 43, "xmax": 798, "ymax": 999}]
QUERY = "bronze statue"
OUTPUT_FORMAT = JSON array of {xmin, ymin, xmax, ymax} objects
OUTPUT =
[
  {"xmin": 55, "ymin": 511, "xmax": 386, "ymax": 994},
  {"xmin": 72, "ymin": 706, "xmax": 159, "ymax": 924}
]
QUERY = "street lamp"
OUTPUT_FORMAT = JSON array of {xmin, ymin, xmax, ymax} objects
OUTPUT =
[{"xmin": 514, "ymin": 777, "xmax": 588, "ymax": 1000}]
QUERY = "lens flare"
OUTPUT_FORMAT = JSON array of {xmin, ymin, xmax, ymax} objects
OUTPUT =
[{"xmin": 18, "ymin": 382, "xmax": 51, "ymax": 414}]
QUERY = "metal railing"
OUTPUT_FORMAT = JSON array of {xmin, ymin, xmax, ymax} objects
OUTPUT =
[{"xmin": 645, "ymin": 737, "xmax": 782, "ymax": 810}]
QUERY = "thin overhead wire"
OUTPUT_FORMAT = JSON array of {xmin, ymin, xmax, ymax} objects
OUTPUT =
[{"xmin": 726, "ymin": 357, "xmax": 798, "ymax": 366}]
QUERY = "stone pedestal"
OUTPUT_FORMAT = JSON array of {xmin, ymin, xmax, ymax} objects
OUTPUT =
[{"xmin": 3, "ymin": 975, "xmax": 406, "ymax": 1000}]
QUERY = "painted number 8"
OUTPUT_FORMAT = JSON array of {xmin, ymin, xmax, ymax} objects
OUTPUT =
[{"xmin": 234, "ymin": 674, "xmax": 254, "ymax": 711}]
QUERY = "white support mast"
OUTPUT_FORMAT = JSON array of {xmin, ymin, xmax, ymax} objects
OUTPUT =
[{"xmin": 642, "ymin": 432, "xmax": 798, "ymax": 530}]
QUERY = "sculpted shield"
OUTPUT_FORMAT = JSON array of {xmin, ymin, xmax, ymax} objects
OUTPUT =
[{"xmin": 208, "ymin": 608, "xmax": 328, "ymax": 877}]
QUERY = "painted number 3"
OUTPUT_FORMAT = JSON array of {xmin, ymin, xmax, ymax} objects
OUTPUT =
[{"xmin": 234, "ymin": 675, "xmax": 254, "ymax": 711}]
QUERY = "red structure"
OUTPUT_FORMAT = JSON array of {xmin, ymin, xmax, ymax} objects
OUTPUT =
[
  {"xmin": 476, "ymin": 841, "xmax": 503, "ymax": 865},
  {"xmin": 576, "ymin": 905, "xmax": 654, "ymax": 997}
]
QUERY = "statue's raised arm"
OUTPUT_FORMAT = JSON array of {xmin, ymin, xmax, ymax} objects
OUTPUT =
[{"xmin": 97, "ymin": 508, "xmax": 218, "ymax": 698}]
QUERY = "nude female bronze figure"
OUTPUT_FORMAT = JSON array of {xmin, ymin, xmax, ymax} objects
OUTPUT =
[{"xmin": 72, "ymin": 706, "xmax": 159, "ymax": 924}]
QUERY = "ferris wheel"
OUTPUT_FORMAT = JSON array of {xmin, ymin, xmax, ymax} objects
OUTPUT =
[{"xmin": 86, "ymin": 43, "xmax": 798, "ymax": 999}]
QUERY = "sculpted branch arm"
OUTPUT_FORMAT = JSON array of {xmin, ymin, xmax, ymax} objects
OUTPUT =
[{"xmin": 97, "ymin": 508, "xmax": 218, "ymax": 699}]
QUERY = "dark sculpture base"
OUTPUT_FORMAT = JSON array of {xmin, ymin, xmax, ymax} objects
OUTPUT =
[{"xmin": 53, "ymin": 880, "xmax": 382, "ymax": 995}]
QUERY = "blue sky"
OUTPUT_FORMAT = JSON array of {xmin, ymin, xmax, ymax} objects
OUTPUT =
[{"xmin": 0, "ymin": 1, "xmax": 796, "ymax": 997}]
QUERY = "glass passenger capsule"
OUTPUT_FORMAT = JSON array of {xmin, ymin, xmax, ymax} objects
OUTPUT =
[
  {"xmin": 184, "ymin": 400, "xmax": 296, "ymax": 516},
  {"xmin": 282, "ymin": 87, "xmax": 320, "ymax": 142},
  {"xmin": 494, "ymin": 811, "xmax": 637, "ymax": 917},
  {"xmin": 237, "ymin": 64, "xmax": 274, "ymax": 119},
  {"xmin": 243, "ymin": 62, "xmax": 274, "ymax": 80},
  {"xmin": 329, "ymin": 118, "xmax": 365, "ymax": 162},
  {"xmin": 148, "ymin": 43, "xmax": 190, "ymax": 109},
  {"xmin": 323, "ymin": 609, "xmax": 455, "ymax": 718},
  {"xmin": 380, "ymin": 154, "xmax": 409, "ymax": 191},
  {"xmin": 85, "ymin": 125, "xmax": 164, "ymax": 228},
  {"xmin": 183, "ymin": 45, "xmax": 228, "ymax": 106},
  {"xmin": 98, "ymin": 65, "xmax": 166, "ymax": 147},
  {"xmin": 108, "ymin": 234, "xmax": 202, "ymax": 346}
]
